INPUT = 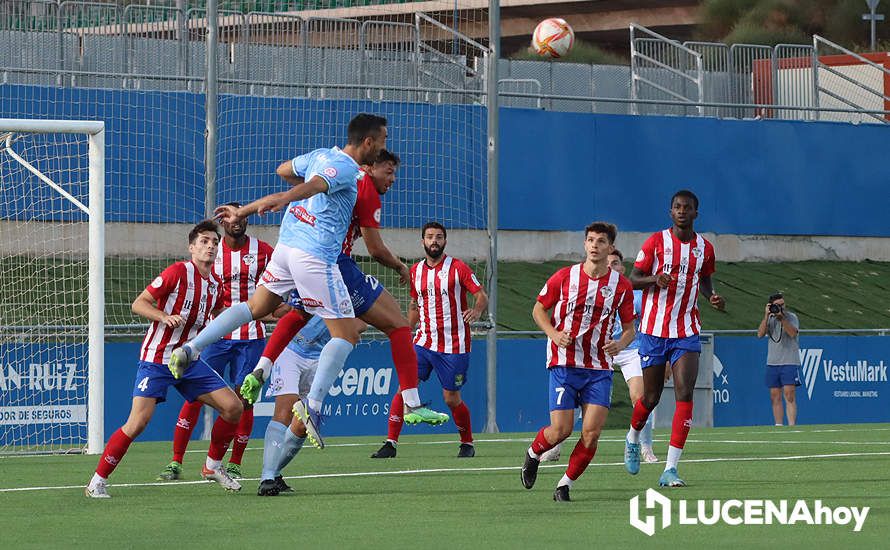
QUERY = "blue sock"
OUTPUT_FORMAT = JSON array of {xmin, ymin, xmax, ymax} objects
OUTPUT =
[
  {"xmin": 274, "ymin": 428, "xmax": 306, "ymax": 475},
  {"xmin": 640, "ymin": 413, "xmax": 654, "ymax": 447},
  {"xmin": 189, "ymin": 302, "xmax": 253, "ymax": 354},
  {"xmin": 261, "ymin": 420, "xmax": 287, "ymax": 481},
  {"xmin": 307, "ymin": 337, "xmax": 354, "ymax": 407}
]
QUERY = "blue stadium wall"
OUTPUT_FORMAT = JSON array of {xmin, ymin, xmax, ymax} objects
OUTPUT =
[{"xmin": 2, "ymin": 84, "xmax": 890, "ymax": 236}]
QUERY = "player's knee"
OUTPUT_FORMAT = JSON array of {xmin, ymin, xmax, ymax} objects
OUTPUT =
[
  {"xmin": 220, "ymin": 399, "xmax": 243, "ymax": 423},
  {"xmin": 580, "ymin": 429, "xmax": 601, "ymax": 447},
  {"xmin": 552, "ymin": 424, "xmax": 573, "ymax": 441},
  {"xmin": 443, "ymin": 393, "xmax": 461, "ymax": 408},
  {"xmin": 123, "ymin": 416, "xmax": 150, "ymax": 437},
  {"xmin": 643, "ymin": 394, "xmax": 661, "ymax": 410}
]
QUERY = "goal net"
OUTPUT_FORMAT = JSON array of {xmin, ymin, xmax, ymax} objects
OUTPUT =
[{"xmin": 0, "ymin": 119, "xmax": 104, "ymax": 455}]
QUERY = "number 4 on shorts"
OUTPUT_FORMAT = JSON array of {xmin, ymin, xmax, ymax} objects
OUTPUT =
[{"xmin": 137, "ymin": 376, "xmax": 149, "ymax": 392}]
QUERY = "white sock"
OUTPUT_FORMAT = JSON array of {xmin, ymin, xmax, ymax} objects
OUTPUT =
[
  {"xmin": 774, "ymin": 423, "xmax": 783, "ymax": 427},
  {"xmin": 257, "ymin": 356, "xmax": 274, "ymax": 380},
  {"xmin": 527, "ymin": 447, "xmax": 540, "ymax": 460},
  {"xmin": 205, "ymin": 456, "xmax": 222, "ymax": 471},
  {"xmin": 627, "ymin": 427, "xmax": 641, "ymax": 444},
  {"xmin": 665, "ymin": 445, "xmax": 683, "ymax": 471},
  {"xmin": 308, "ymin": 398, "xmax": 323, "ymax": 411},
  {"xmin": 401, "ymin": 387, "xmax": 421, "ymax": 408},
  {"xmin": 386, "ymin": 439, "xmax": 397, "ymax": 446},
  {"xmin": 557, "ymin": 474, "xmax": 573, "ymax": 488},
  {"xmin": 89, "ymin": 473, "xmax": 106, "ymax": 488}
]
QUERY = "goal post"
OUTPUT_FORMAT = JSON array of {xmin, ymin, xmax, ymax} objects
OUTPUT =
[{"xmin": 0, "ymin": 118, "xmax": 105, "ymax": 455}]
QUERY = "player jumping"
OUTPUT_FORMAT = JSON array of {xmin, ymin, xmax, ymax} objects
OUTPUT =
[
  {"xmin": 623, "ymin": 189, "xmax": 725, "ymax": 487},
  {"xmin": 520, "ymin": 222, "xmax": 635, "ymax": 502},
  {"xmin": 371, "ymin": 221, "xmax": 488, "ymax": 459},
  {"xmin": 85, "ymin": 221, "xmax": 243, "ymax": 498}
]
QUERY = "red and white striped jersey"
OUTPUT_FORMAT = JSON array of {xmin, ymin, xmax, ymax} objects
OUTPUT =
[
  {"xmin": 537, "ymin": 264, "xmax": 634, "ymax": 370},
  {"xmin": 634, "ymin": 228, "xmax": 716, "ymax": 338},
  {"xmin": 140, "ymin": 261, "xmax": 223, "ymax": 365},
  {"xmin": 212, "ymin": 236, "xmax": 273, "ymax": 340},
  {"xmin": 410, "ymin": 255, "xmax": 483, "ymax": 354},
  {"xmin": 342, "ymin": 173, "xmax": 381, "ymax": 257}
]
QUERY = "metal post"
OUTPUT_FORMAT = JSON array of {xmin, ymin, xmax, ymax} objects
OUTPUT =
[
  {"xmin": 87, "ymin": 127, "xmax": 106, "ymax": 455},
  {"xmin": 863, "ymin": 0, "xmax": 884, "ymax": 52},
  {"xmin": 202, "ymin": 0, "xmax": 219, "ymax": 441},
  {"xmin": 484, "ymin": 0, "xmax": 500, "ymax": 434}
]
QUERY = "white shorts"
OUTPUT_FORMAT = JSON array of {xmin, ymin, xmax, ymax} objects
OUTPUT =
[
  {"xmin": 259, "ymin": 243, "xmax": 355, "ymax": 319},
  {"xmin": 613, "ymin": 348, "xmax": 642, "ymax": 382},
  {"xmin": 265, "ymin": 347, "xmax": 318, "ymax": 398}
]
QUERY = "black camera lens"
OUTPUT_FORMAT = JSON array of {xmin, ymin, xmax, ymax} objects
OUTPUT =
[{"xmin": 769, "ymin": 303, "xmax": 781, "ymax": 314}]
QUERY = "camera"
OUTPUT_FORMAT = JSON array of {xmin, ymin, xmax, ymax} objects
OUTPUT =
[{"xmin": 769, "ymin": 303, "xmax": 782, "ymax": 314}]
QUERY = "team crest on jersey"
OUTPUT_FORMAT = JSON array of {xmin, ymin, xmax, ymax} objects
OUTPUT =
[
  {"xmin": 600, "ymin": 285, "xmax": 614, "ymax": 299},
  {"xmin": 242, "ymin": 254, "xmax": 256, "ymax": 266},
  {"xmin": 151, "ymin": 276, "xmax": 163, "ymax": 288},
  {"xmin": 323, "ymin": 167, "xmax": 338, "ymax": 178},
  {"xmin": 339, "ymin": 299, "xmax": 352, "ymax": 314},
  {"xmin": 691, "ymin": 247, "xmax": 703, "ymax": 258},
  {"xmin": 438, "ymin": 271, "xmax": 448, "ymax": 281}
]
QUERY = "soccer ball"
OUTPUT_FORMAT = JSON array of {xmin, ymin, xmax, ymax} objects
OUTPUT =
[{"xmin": 532, "ymin": 18, "xmax": 574, "ymax": 58}]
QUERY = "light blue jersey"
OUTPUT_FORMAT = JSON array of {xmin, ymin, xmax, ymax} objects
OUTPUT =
[
  {"xmin": 612, "ymin": 289, "xmax": 643, "ymax": 351},
  {"xmin": 278, "ymin": 147, "xmax": 361, "ymax": 263},
  {"xmin": 287, "ymin": 315, "xmax": 331, "ymax": 361}
]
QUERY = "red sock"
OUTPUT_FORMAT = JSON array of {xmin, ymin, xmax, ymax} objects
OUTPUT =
[
  {"xmin": 228, "ymin": 405, "xmax": 253, "ymax": 465},
  {"xmin": 670, "ymin": 400, "xmax": 694, "ymax": 449},
  {"xmin": 530, "ymin": 428, "xmax": 555, "ymax": 455},
  {"xmin": 207, "ymin": 416, "xmax": 238, "ymax": 462},
  {"xmin": 387, "ymin": 392, "xmax": 404, "ymax": 442},
  {"xmin": 565, "ymin": 439, "xmax": 597, "ymax": 481},
  {"xmin": 95, "ymin": 428, "xmax": 133, "ymax": 479},
  {"xmin": 450, "ymin": 401, "xmax": 473, "ymax": 444},
  {"xmin": 172, "ymin": 400, "xmax": 202, "ymax": 463},
  {"xmin": 388, "ymin": 327, "xmax": 419, "ymax": 391},
  {"xmin": 630, "ymin": 400, "xmax": 653, "ymax": 431},
  {"xmin": 262, "ymin": 310, "xmax": 308, "ymax": 362}
]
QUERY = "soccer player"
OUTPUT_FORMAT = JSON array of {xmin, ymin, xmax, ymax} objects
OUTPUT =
[
  {"xmin": 539, "ymin": 249, "xmax": 657, "ymax": 463},
  {"xmin": 256, "ymin": 312, "xmax": 367, "ymax": 496},
  {"xmin": 239, "ymin": 150, "xmax": 449, "ymax": 448},
  {"xmin": 520, "ymin": 222, "xmax": 635, "ymax": 502},
  {"xmin": 157, "ymin": 206, "xmax": 274, "ymax": 481},
  {"xmin": 168, "ymin": 114, "xmax": 388, "ymax": 452},
  {"xmin": 623, "ymin": 190, "xmax": 725, "ymax": 487},
  {"xmin": 371, "ymin": 221, "xmax": 488, "ymax": 459},
  {"xmin": 85, "ymin": 221, "xmax": 244, "ymax": 498}
]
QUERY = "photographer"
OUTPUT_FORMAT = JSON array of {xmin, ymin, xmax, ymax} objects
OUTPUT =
[{"xmin": 756, "ymin": 293, "xmax": 801, "ymax": 426}]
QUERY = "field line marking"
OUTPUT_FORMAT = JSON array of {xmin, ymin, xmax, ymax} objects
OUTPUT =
[{"xmin": 3, "ymin": 450, "xmax": 890, "ymax": 493}]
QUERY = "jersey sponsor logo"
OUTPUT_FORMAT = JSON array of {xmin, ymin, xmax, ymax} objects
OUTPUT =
[
  {"xmin": 289, "ymin": 205, "xmax": 317, "ymax": 227},
  {"xmin": 665, "ymin": 248, "xmax": 673, "ymax": 256},
  {"xmin": 261, "ymin": 271, "xmax": 281, "ymax": 283},
  {"xmin": 323, "ymin": 166, "xmax": 338, "ymax": 178},
  {"xmin": 151, "ymin": 276, "xmax": 163, "ymax": 288},
  {"xmin": 373, "ymin": 208, "xmax": 381, "ymax": 223},
  {"xmin": 301, "ymin": 297, "xmax": 324, "ymax": 308},
  {"xmin": 635, "ymin": 250, "xmax": 645, "ymax": 263},
  {"xmin": 242, "ymin": 253, "xmax": 256, "ymax": 266}
]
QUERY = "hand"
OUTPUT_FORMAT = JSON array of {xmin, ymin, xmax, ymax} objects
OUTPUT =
[
  {"xmin": 396, "ymin": 264, "xmax": 410, "ymax": 285},
  {"xmin": 214, "ymin": 204, "xmax": 244, "ymax": 224},
  {"xmin": 602, "ymin": 339, "xmax": 621, "ymax": 356},
  {"xmin": 239, "ymin": 370, "xmax": 265, "ymax": 405},
  {"xmin": 161, "ymin": 314, "xmax": 184, "ymax": 328},
  {"xmin": 552, "ymin": 331, "xmax": 573, "ymax": 349},
  {"xmin": 709, "ymin": 293, "xmax": 726, "ymax": 311},
  {"xmin": 655, "ymin": 272, "xmax": 673, "ymax": 288},
  {"xmin": 462, "ymin": 308, "xmax": 482, "ymax": 323},
  {"xmin": 764, "ymin": 304, "xmax": 773, "ymax": 316}
]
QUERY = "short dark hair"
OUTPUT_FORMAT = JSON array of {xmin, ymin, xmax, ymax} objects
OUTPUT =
[
  {"xmin": 610, "ymin": 248, "xmax": 624, "ymax": 261},
  {"xmin": 189, "ymin": 220, "xmax": 220, "ymax": 244},
  {"xmin": 584, "ymin": 221, "xmax": 617, "ymax": 244},
  {"xmin": 671, "ymin": 189, "xmax": 699, "ymax": 210},
  {"xmin": 769, "ymin": 292, "xmax": 784, "ymax": 303},
  {"xmin": 374, "ymin": 149, "xmax": 400, "ymax": 166},
  {"xmin": 422, "ymin": 221, "xmax": 447, "ymax": 239},
  {"xmin": 347, "ymin": 113, "xmax": 387, "ymax": 146}
]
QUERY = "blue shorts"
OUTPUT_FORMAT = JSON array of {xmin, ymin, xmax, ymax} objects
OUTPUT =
[
  {"xmin": 548, "ymin": 367, "xmax": 613, "ymax": 410},
  {"xmin": 200, "ymin": 338, "xmax": 266, "ymax": 387},
  {"xmin": 416, "ymin": 345, "xmax": 471, "ymax": 391},
  {"xmin": 638, "ymin": 334, "xmax": 701, "ymax": 368},
  {"xmin": 132, "ymin": 360, "xmax": 228, "ymax": 403},
  {"xmin": 766, "ymin": 365, "xmax": 801, "ymax": 388},
  {"xmin": 338, "ymin": 255, "xmax": 384, "ymax": 317}
]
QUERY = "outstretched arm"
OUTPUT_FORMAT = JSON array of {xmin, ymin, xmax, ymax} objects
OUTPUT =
[{"xmin": 215, "ymin": 175, "xmax": 329, "ymax": 223}]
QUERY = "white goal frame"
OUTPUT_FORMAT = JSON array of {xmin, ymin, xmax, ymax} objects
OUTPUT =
[{"xmin": 0, "ymin": 118, "xmax": 105, "ymax": 454}]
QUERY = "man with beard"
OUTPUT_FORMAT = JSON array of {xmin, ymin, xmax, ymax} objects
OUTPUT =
[
  {"xmin": 157, "ymin": 204, "xmax": 274, "ymax": 481},
  {"xmin": 169, "ymin": 114, "xmax": 387, "ymax": 452},
  {"xmin": 239, "ymin": 150, "xmax": 450, "ymax": 455},
  {"xmin": 371, "ymin": 221, "xmax": 488, "ymax": 459}
]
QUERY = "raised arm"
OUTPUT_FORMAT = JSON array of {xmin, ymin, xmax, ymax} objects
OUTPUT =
[{"xmin": 215, "ymin": 175, "xmax": 329, "ymax": 223}]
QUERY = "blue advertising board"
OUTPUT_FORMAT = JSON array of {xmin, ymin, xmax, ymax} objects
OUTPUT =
[{"xmin": 713, "ymin": 336, "xmax": 890, "ymax": 426}]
